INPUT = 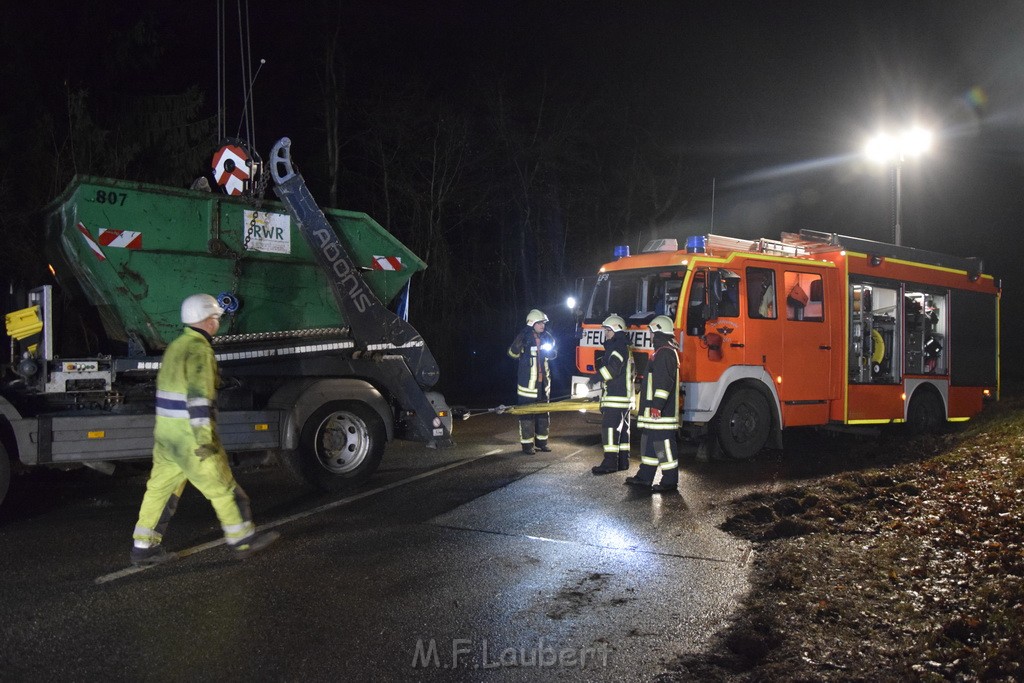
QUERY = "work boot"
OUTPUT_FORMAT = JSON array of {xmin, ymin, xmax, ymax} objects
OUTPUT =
[
  {"xmin": 591, "ymin": 453, "xmax": 619, "ymax": 475},
  {"xmin": 535, "ymin": 442, "xmax": 552, "ymax": 452},
  {"xmin": 130, "ymin": 544, "xmax": 177, "ymax": 567},
  {"xmin": 522, "ymin": 444, "xmax": 535, "ymax": 455},
  {"xmin": 624, "ymin": 464, "xmax": 657, "ymax": 488},
  {"xmin": 617, "ymin": 454, "xmax": 631, "ymax": 471},
  {"xmin": 652, "ymin": 469, "xmax": 679, "ymax": 493},
  {"xmin": 234, "ymin": 530, "xmax": 281, "ymax": 559}
]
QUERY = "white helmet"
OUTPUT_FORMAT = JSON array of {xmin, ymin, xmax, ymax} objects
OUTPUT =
[
  {"xmin": 649, "ymin": 315, "xmax": 674, "ymax": 335},
  {"xmin": 181, "ymin": 293, "xmax": 224, "ymax": 324},
  {"xmin": 602, "ymin": 315, "xmax": 626, "ymax": 332},
  {"xmin": 526, "ymin": 309, "xmax": 549, "ymax": 325}
]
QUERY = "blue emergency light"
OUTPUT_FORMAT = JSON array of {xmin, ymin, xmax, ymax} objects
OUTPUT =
[
  {"xmin": 613, "ymin": 245, "xmax": 630, "ymax": 260},
  {"xmin": 685, "ymin": 235, "xmax": 707, "ymax": 254}
]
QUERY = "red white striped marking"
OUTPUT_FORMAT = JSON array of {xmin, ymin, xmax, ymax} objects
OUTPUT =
[
  {"xmin": 211, "ymin": 145, "xmax": 250, "ymax": 196},
  {"xmin": 98, "ymin": 228, "xmax": 142, "ymax": 250},
  {"xmin": 371, "ymin": 255, "xmax": 403, "ymax": 271},
  {"xmin": 76, "ymin": 223, "xmax": 106, "ymax": 261}
]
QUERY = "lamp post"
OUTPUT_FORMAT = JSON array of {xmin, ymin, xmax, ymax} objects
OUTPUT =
[{"xmin": 864, "ymin": 127, "xmax": 932, "ymax": 246}]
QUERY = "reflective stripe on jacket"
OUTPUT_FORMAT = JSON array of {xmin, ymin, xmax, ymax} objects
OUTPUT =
[
  {"xmin": 599, "ymin": 330, "xmax": 634, "ymax": 409},
  {"xmin": 637, "ymin": 342, "xmax": 680, "ymax": 430},
  {"xmin": 508, "ymin": 327, "xmax": 557, "ymax": 402},
  {"xmin": 154, "ymin": 327, "xmax": 220, "ymax": 449}
]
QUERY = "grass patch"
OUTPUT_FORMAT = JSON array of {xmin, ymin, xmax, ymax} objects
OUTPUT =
[{"xmin": 662, "ymin": 396, "xmax": 1024, "ymax": 681}]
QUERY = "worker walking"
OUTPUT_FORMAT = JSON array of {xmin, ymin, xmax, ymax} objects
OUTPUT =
[
  {"xmin": 129, "ymin": 294, "xmax": 280, "ymax": 566},
  {"xmin": 508, "ymin": 308, "xmax": 557, "ymax": 454},
  {"xmin": 592, "ymin": 315, "xmax": 634, "ymax": 475},
  {"xmin": 625, "ymin": 315, "xmax": 680, "ymax": 492}
]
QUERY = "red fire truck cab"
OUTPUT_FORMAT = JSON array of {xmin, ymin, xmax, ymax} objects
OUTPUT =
[{"xmin": 573, "ymin": 230, "xmax": 1000, "ymax": 459}]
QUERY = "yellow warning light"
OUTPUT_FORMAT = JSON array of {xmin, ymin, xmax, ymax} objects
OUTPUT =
[
  {"xmin": 87, "ymin": 431, "xmax": 106, "ymax": 439},
  {"xmin": 48, "ymin": 264, "xmax": 57, "ymax": 277},
  {"xmin": 983, "ymin": 389, "xmax": 991, "ymax": 397},
  {"xmin": 901, "ymin": 392, "xmax": 907, "ymax": 401},
  {"xmin": 254, "ymin": 424, "xmax": 269, "ymax": 431},
  {"xmin": 775, "ymin": 375, "xmax": 782, "ymax": 384}
]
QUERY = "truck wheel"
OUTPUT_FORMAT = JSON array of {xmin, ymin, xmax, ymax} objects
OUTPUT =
[
  {"xmin": 906, "ymin": 390, "xmax": 944, "ymax": 436},
  {"xmin": 286, "ymin": 401, "xmax": 386, "ymax": 492},
  {"xmin": 715, "ymin": 387, "xmax": 771, "ymax": 460},
  {"xmin": 0, "ymin": 442, "xmax": 9, "ymax": 509}
]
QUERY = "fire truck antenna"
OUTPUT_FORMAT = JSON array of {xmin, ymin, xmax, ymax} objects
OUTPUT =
[{"xmin": 710, "ymin": 178, "xmax": 716, "ymax": 232}]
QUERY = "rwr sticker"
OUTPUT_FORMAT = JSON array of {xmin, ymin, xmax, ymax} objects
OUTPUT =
[{"xmin": 244, "ymin": 210, "xmax": 292, "ymax": 254}]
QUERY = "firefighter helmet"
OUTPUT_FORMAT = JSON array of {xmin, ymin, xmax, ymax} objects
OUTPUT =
[
  {"xmin": 181, "ymin": 294, "xmax": 224, "ymax": 324},
  {"xmin": 649, "ymin": 315, "xmax": 674, "ymax": 335},
  {"xmin": 526, "ymin": 309, "xmax": 549, "ymax": 325},
  {"xmin": 602, "ymin": 315, "xmax": 626, "ymax": 332}
]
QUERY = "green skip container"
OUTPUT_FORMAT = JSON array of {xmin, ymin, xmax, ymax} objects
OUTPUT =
[{"xmin": 44, "ymin": 176, "xmax": 425, "ymax": 351}]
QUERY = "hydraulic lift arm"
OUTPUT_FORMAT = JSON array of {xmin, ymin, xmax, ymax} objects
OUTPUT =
[{"xmin": 270, "ymin": 138, "xmax": 453, "ymax": 447}]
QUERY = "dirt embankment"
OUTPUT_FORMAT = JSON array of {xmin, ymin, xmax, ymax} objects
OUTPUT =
[{"xmin": 662, "ymin": 398, "xmax": 1024, "ymax": 682}]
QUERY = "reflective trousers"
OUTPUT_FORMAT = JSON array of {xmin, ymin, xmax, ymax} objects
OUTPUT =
[
  {"xmin": 635, "ymin": 429, "xmax": 679, "ymax": 484},
  {"xmin": 132, "ymin": 434, "xmax": 255, "ymax": 548},
  {"xmin": 601, "ymin": 406, "xmax": 631, "ymax": 455},
  {"xmin": 519, "ymin": 412, "xmax": 550, "ymax": 448}
]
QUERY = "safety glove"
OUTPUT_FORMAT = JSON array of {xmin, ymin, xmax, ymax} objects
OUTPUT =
[{"xmin": 194, "ymin": 443, "xmax": 218, "ymax": 461}]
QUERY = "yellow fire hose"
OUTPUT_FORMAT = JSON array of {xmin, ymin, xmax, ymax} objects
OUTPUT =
[{"xmin": 457, "ymin": 397, "xmax": 601, "ymax": 419}]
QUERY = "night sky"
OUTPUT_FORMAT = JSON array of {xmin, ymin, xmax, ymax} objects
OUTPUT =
[{"xmin": 3, "ymin": 1, "xmax": 1023, "ymax": 395}]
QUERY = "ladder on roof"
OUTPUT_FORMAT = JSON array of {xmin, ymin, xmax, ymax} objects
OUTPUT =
[{"xmin": 706, "ymin": 234, "xmax": 809, "ymax": 258}]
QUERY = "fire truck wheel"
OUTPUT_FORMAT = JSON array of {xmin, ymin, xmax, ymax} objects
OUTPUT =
[
  {"xmin": 715, "ymin": 387, "xmax": 771, "ymax": 460},
  {"xmin": 0, "ymin": 442, "xmax": 9, "ymax": 508},
  {"xmin": 286, "ymin": 401, "xmax": 386, "ymax": 492},
  {"xmin": 906, "ymin": 390, "xmax": 944, "ymax": 436}
]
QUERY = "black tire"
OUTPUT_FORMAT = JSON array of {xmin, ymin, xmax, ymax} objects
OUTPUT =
[
  {"xmin": 283, "ymin": 401, "xmax": 386, "ymax": 492},
  {"xmin": 906, "ymin": 390, "xmax": 944, "ymax": 436},
  {"xmin": 715, "ymin": 387, "xmax": 771, "ymax": 460},
  {"xmin": 0, "ymin": 442, "xmax": 9, "ymax": 509}
]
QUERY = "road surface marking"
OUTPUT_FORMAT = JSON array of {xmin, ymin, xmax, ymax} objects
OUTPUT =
[{"xmin": 95, "ymin": 448, "xmax": 505, "ymax": 585}]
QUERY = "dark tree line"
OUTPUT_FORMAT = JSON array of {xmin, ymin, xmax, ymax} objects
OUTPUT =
[{"xmin": 0, "ymin": 5, "xmax": 708, "ymax": 401}]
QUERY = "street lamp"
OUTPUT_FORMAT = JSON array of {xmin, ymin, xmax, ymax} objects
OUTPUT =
[{"xmin": 864, "ymin": 126, "xmax": 933, "ymax": 246}]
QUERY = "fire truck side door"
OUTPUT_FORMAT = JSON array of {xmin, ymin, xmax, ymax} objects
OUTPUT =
[{"xmin": 780, "ymin": 268, "xmax": 831, "ymax": 425}]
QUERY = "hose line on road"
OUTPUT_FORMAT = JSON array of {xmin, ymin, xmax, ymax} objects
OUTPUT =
[{"xmin": 454, "ymin": 397, "xmax": 600, "ymax": 420}]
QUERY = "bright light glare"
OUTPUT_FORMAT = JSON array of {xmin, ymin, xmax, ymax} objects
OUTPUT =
[
  {"xmin": 566, "ymin": 296, "xmax": 577, "ymax": 309},
  {"xmin": 902, "ymin": 126, "xmax": 932, "ymax": 156},
  {"xmin": 865, "ymin": 133, "xmax": 896, "ymax": 163},
  {"xmin": 864, "ymin": 126, "xmax": 933, "ymax": 164}
]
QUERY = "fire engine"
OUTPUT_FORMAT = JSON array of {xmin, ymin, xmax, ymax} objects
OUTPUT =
[{"xmin": 572, "ymin": 230, "xmax": 1000, "ymax": 459}]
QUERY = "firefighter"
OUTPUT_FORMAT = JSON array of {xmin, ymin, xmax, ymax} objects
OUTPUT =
[
  {"xmin": 508, "ymin": 308, "xmax": 557, "ymax": 454},
  {"xmin": 129, "ymin": 294, "xmax": 280, "ymax": 566},
  {"xmin": 625, "ymin": 314, "xmax": 680, "ymax": 492},
  {"xmin": 592, "ymin": 314, "xmax": 634, "ymax": 475}
]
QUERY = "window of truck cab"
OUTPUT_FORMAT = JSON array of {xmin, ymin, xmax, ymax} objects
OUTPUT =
[
  {"xmin": 585, "ymin": 269, "xmax": 685, "ymax": 326},
  {"xmin": 686, "ymin": 268, "xmax": 739, "ymax": 335},
  {"xmin": 784, "ymin": 271, "xmax": 824, "ymax": 322}
]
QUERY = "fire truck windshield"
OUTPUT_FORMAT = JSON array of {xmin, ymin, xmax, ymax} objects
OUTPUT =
[{"xmin": 585, "ymin": 269, "xmax": 686, "ymax": 327}]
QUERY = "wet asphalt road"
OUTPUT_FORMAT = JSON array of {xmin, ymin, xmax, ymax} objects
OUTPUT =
[{"xmin": 0, "ymin": 412, "xmax": 869, "ymax": 681}]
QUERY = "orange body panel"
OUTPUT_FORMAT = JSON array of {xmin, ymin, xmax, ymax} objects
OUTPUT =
[{"xmin": 847, "ymin": 385, "xmax": 906, "ymax": 422}]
